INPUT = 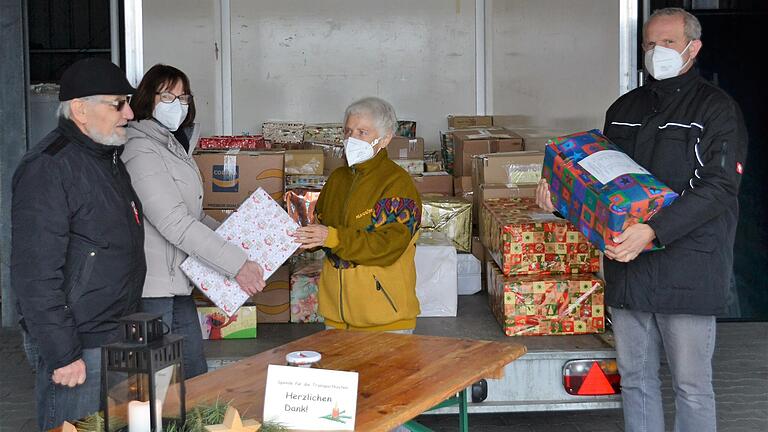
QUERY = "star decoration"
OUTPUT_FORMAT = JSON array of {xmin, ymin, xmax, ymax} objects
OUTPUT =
[{"xmin": 204, "ymin": 406, "xmax": 261, "ymax": 432}]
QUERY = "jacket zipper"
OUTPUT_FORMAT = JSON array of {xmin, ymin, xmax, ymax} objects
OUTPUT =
[
  {"xmin": 374, "ymin": 275, "xmax": 398, "ymax": 313},
  {"xmin": 339, "ymin": 267, "xmax": 348, "ymax": 328}
]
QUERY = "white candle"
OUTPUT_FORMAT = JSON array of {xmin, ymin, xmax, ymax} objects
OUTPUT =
[{"xmin": 127, "ymin": 400, "xmax": 163, "ymax": 431}]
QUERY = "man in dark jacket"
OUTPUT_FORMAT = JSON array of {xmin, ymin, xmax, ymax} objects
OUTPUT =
[
  {"xmin": 11, "ymin": 58, "xmax": 146, "ymax": 430},
  {"xmin": 537, "ymin": 8, "xmax": 747, "ymax": 432}
]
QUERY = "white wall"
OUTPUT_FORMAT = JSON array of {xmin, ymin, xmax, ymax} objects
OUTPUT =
[
  {"xmin": 142, "ymin": 0, "xmax": 221, "ymax": 136},
  {"xmin": 488, "ymin": 0, "xmax": 620, "ymax": 132},
  {"xmin": 229, "ymin": 0, "xmax": 477, "ymax": 147},
  {"xmin": 140, "ymin": 0, "xmax": 622, "ymax": 145}
]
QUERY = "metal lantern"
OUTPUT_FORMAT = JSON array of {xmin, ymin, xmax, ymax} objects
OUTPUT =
[{"xmin": 102, "ymin": 313, "xmax": 185, "ymax": 431}]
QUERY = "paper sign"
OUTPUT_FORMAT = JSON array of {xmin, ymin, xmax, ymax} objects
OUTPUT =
[
  {"xmin": 263, "ymin": 365, "xmax": 358, "ymax": 430},
  {"xmin": 577, "ymin": 150, "xmax": 650, "ymax": 184}
]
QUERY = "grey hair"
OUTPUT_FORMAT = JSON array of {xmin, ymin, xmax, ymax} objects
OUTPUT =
[
  {"xmin": 344, "ymin": 97, "xmax": 398, "ymax": 137},
  {"xmin": 646, "ymin": 7, "xmax": 702, "ymax": 41},
  {"xmin": 56, "ymin": 96, "xmax": 101, "ymax": 120}
]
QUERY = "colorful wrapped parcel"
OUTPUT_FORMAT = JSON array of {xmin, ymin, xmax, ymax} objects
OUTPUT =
[
  {"xmin": 289, "ymin": 259, "xmax": 324, "ymax": 323},
  {"xmin": 542, "ymin": 129, "xmax": 678, "ymax": 250},
  {"xmin": 480, "ymin": 198, "xmax": 600, "ymax": 276},
  {"xmin": 421, "ymin": 197, "xmax": 472, "ymax": 252},
  {"xmin": 284, "ymin": 188, "xmax": 322, "ymax": 227},
  {"xmin": 487, "ymin": 261, "xmax": 605, "ymax": 336}
]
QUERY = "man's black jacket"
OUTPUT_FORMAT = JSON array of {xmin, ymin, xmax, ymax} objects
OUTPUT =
[
  {"xmin": 12, "ymin": 118, "xmax": 146, "ymax": 371},
  {"xmin": 602, "ymin": 68, "xmax": 748, "ymax": 315}
]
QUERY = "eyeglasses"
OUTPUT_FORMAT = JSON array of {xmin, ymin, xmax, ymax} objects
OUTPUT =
[
  {"xmin": 99, "ymin": 96, "xmax": 131, "ymax": 111},
  {"xmin": 156, "ymin": 92, "xmax": 193, "ymax": 105}
]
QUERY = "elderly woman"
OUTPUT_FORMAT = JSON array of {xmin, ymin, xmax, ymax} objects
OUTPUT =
[{"xmin": 294, "ymin": 97, "xmax": 422, "ymax": 332}]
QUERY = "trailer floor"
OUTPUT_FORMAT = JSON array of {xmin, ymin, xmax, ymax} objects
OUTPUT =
[{"xmin": 2, "ymin": 294, "xmax": 766, "ymax": 431}]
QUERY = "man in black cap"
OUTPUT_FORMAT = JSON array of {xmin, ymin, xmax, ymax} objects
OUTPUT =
[{"xmin": 11, "ymin": 57, "xmax": 147, "ymax": 429}]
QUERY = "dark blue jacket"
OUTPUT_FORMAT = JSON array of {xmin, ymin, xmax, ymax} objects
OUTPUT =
[{"xmin": 12, "ymin": 118, "xmax": 146, "ymax": 371}]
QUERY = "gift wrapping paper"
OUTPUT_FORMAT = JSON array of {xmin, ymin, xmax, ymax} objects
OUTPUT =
[
  {"xmin": 480, "ymin": 197, "xmax": 600, "ymax": 276},
  {"xmin": 180, "ymin": 188, "xmax": 300, "ymax": 316},
  {"xmin": 262, "ymin": 121, "xmax": 305, "ymax": 144},
  {"xmin": 393, "ymin": 159, "xmax": 425, "ymax": 175},
  {"xmin": 487, "ymin": 261, "xmax": 605, "ymax": 336},
  {"xmin": 542, "ymin": 129, "xmax": 678, "ymax": 251},
  {"xmin": 440, "ymin": 131, "xmax": 455, "ymax": 175},
  {"xmin": 289, "ymin": 259, "xmax": 325, "ymax": 323},
  {"xmin": 197, "ymin": 305, "xmax": 257, "ymax": 339},
  {"xmin": 286, "ymin": 175, "xmax": 327, "ymax": 189},
  {"xmin": 198, "ymin": 135, "xmax": 268, "ymax": 150},
  {"xmin": 415, "ymin": 232, "xmax": 458, "ymax": 317},
  {"xmin": 421, "ymin": 197, "xmax": 472, "ymax": 252},
  {"xmin": 284, "ymin": 188, "xmax": 321, "ymax": 227},
  {"xmin": 396, "ymin": 120, "xmax": 417, "ymax": 138}
]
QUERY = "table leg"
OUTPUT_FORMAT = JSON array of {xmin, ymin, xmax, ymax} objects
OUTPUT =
[{"xmin": 459, "ymin": 388, "xmax": 468, "ymax": 432}]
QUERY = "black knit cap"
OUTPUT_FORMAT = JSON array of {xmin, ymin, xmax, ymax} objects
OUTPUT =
[{"xmin": 58, "ymin": 58, "xmax": 136, "ymax": 101}]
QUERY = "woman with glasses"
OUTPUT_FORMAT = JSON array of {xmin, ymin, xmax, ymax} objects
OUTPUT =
[{"xmin": 121, "ymin": 64, "xmax": 266, "ymax": 378}]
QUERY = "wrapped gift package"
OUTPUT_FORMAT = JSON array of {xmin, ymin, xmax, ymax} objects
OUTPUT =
[
  {"xmin": 440, "ymin": 131, "xmax": 456, "ymax": 175},
  {"xmin": 285, "ymin": 149, "xmax": 324, "ymax": 175},
  {"xmin": 289, "ymin": 259, "xmax": 324, "ymax": 323},
  {"xmin": 284, "ymin": 188, "xmax": 321, "ymax": 226},
  {"xmin": 198, "ymin": 135, "xmax": 269, "ymax": 150},
  {"xmin": 180, "ymin": 188, "xmax": 300, "ymax": 316},
  {"xmin": 415, "ymin": 232, "xmax": 458, "ymax": 317},
  {"xmin": 457, "ymin": 252, "xmax": 482, "ymax": 295},
  {"xmin": 480, "ymin": 198, "xmax": 600, "ymax": 276},
  {"xmin": 303, "ymin": 123, "xmax": 343, "ymax": 145},
  {"xmin": 286, "ymin": 174, "xmax": 327, "ymax": 189},
  {"xmin": 421, "ymin": 197, "xmax": 472, "ymax": 252},
  {"xmin": 194, "ymin": 151, "xmax": 284, "ymax": 208},
  {"xmin": 412, "ymin": 172, "xmax": 453, "ymax": 197},
  {"xmin": 487, "ymin": 261, "xmax": 605, "ymax": 336},
  {"xmin": 396, "ymin": 120, "xmax": 417, "ymax": 138},
  {"xmin": 542, "ymin": 129, "xmax": 678, "ymax": 251},
  {"xmin": 388, "ymin": 137, "xmax": 424, "ymax": 160},
  {"xmin": 393, "ymin": 159, "xmax": 424, "ymax": 175},
  {"xmin": 262, "ymin": 120, "xmax": 304, "ymax": 144},
  {"xmin": 197, "ymin": 305, "xmax": 257, "ymax": 339},
  {"xmin": 248, "ymin": 264, "xmax": 290, "ymax": 323}
]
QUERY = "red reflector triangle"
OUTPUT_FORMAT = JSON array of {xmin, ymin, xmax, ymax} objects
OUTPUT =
[{"xmin": 577, "ymin": 361, "xmax": 615, "ymax": 395}]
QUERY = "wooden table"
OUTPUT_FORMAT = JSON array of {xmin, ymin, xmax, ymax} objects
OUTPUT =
[{"xmin": 182, "ymin": 329, "xmax": 526, "ymax": 431}]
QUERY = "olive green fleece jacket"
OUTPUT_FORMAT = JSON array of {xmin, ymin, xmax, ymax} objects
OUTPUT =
[{"xmin": 316, "ymin": 149, "xmax": 422, "ymax": 331}]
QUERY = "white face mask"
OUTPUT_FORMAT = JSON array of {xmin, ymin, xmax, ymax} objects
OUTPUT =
[
  {"xmin": 644, "ymin": 40, "xmax": 693, "ymax": 81},
  {"xmin": 344, "ymin": 136, "xmax": 380, "ymax": 166},
  {"xmin": 153, "ymin": 99, "xmax": 188, "ymax": 131}
]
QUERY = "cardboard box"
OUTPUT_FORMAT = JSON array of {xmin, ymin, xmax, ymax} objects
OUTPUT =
[
  {"xmin": 194, "ymin": 151, "xmax": 284, "ymax": 209},
  {"xmin": 472, "ymin": 151, "xmax": 544, "ymax": 186},
  {"xmin": 451, "ymin": 128, "xmax": 524, "ymax": 176},
  {"xmin": 248, "ymin": 264, "xmax": 290, "ymax": 323},
  {"xmin": 448, "ymin": 115, "xmax": 493, "ymax": 128},
  {"xmin": 387, "ymin": 137, "xmax": 425, "ymax": 160},
  {"xmin": 415, "ymin": 232, "xmax": 458, "ymax": 317},
  {"xmin": 542, "ymin": 130, "xmax": 678, "ymax": 251},
  {"xmin": 290, "ymin": 260, "xmax": 324, "ymax": 323},
  {"xmin": 412, "ymin": 172, "xmax": 453, "ymax": 197},
  {"xmin": 487, "ymin": 260, "xmax": 605, "ymax": 336},
  {"xmin": 285, "ymin": 149, "xmax": 324, "ymax": 175},
  {"xmin": 203, "ymin": 208, "xmax": 235, "ymax": 224},
  {"xmin": 198, "ymin": 305, "xmax": 257, "ymax": 339},
  {"xmin": 180, "ymin": 188, "xmax": 299, "ymax": 315},
  {"xmin": 480, "ymin": 197, "xmax": 600, "ymax": 277},
  {"xmin": 453, "ymin": 176, "xmax": 473, "ymax": 200},
  {"xmin": 421, "ymin": 197, "xmax": 472, "ymax": 252},
  {"xmin": 310, "ymin": 142, "xmax": 347, "ymax": 176}
]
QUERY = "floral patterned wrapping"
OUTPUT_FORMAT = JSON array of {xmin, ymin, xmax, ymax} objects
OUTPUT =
[
  {"xmin": 284, "ymin": 188, "xmax": 322, "ymax": 226},
  {"xmin": 542, "ymin": 129, "xmax": 678, "ymax": 251},
  {"xmin": 180, "ymin": 188, "xmax": 300, "ymax": 316},
  {"xmin": 487, "ymin": 261, "xmax": 605, "ymax": 336},
  {"xmin": 197, "ymin": 135, "xmax": 268, "ymax": 150},
  {"xmin": 289, "ymin": 259, "xmax": 324, "ymax": 323},
  {"xmin": 480, "ymin": 197, "xmax": 600, "ymax": 276}
]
